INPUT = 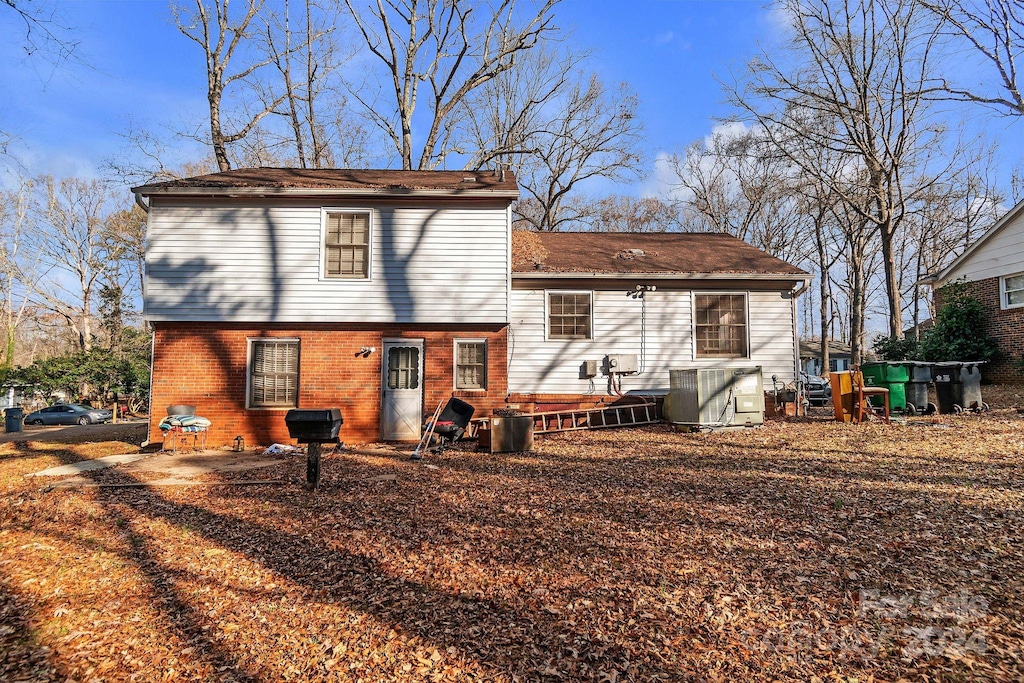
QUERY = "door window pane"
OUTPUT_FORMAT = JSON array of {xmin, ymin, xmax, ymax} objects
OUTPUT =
[{"xmin": 388, "ymin": 347, "xmax": 420, "ymax": 390}]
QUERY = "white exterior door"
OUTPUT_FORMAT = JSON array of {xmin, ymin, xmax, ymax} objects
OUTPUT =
[{"xmin": 381, "ymin": 340, "xmax": 424, "ymax": 440}]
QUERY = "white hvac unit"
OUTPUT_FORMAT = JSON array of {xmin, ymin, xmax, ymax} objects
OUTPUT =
[{"xmin": 663, "ymin": 367, "xmax": 765, "ymax": 429}]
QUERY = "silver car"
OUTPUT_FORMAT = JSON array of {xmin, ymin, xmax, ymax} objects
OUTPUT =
[
  {"xmin": 24, "ymin": 403, "xmax": 113, "ymax": 426},
  {"xmin": 801, "ymin": 373, "xmax": 832, "ymax": 406}
]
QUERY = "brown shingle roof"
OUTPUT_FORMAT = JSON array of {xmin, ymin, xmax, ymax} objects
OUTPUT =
[
  {"xmin": 513, "ymin": 232, "xmax": 807, "ymax": 276},
  {"xmin": 133, "ymin": 168, "xmax": 518, "ymax": 194}
]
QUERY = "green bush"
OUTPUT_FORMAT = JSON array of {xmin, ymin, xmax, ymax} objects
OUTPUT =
[
  {"xmin": 919, "ymin": 280, "xmax": 1000, "ymax": 363},
  {"xmin": 872, "ymin": 334, "xmax": 921, "ymax": 361}
]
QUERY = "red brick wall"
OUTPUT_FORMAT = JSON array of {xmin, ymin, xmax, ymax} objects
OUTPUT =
[
  {"xmin": 935, "ymin": 277, "xmax": 1024, "ymax": 383},
  {"xmin": 149, "ymin": 323, "xmax": 509, "ymax": 446}
]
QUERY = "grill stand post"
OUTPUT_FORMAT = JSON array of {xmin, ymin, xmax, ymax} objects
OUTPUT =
[{"xmin": 306, "ymin": 442, "xmax": 322, "ymax": 490}]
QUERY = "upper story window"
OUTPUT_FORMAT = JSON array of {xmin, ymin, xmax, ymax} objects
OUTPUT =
[
  {"xmin": 695, "ymin": 293, "xmax": 748, "ymax": 358},
  {"xmin": 547, "ymin": 291, "xmax": 592, "ymax": 340},
  {"xmin": 249, "ymin": 339, "xmax": 300, "ymax": 408},
  {"xmin": 455, "ymin": 340, "xmax": 487, "ymax": 390},
  {"xmin": 1002, "ymin": 273, "xmax": 1024, "ymax": 309},
  {"xmin": 323, "ymin": 211, "xmax": 370, "ymax": 279}
]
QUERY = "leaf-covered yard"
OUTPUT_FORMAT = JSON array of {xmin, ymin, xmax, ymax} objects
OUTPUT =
[{"xmin": 2, "ymin": 395, "xmax": 1024, "ymax": 681}]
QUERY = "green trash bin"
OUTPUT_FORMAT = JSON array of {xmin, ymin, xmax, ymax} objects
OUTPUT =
[{"xmin": 860, "ymin": 361, "xmax": 911, "ymax": 413}]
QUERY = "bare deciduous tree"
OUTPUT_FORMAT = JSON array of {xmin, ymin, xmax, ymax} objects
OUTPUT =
[
  {"xmin": 731, "ymin": 0, "xmax": 945, "ymax": 339},
  {"xmin": 918, "ymin": 0, "xmax": 1024, "ymax": 116},
  {"xmin": 0, "ymin": 179, "xmax": 44, "ymax": 369},
  {"xmin": 509, "ymin": 74, "xmax": 644, "ymax": 231},
  {"xmin": 343, "ymin": 0, "xmax": 559, "ymax": 170},
  {"xmin": 667, "ymin": 125, "xmax": 807, "ymax": 262},
  {"xmin": 31, "ymin": 177, "xmax": 122, "ymax": 352},
  {"xmin": 584, "ymin": 195, "xmax": 680, "ymax": 233},
  {"xmin": 173, "ymin": 0, "xmax": 287, "ymax": 171}
]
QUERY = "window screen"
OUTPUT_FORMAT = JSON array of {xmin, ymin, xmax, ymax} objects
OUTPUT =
[
  {"xmin": 695, "ymin": 294, "xmax": 748, "ymax": 358},
  {"xmin": 250, "ymin": 340, "xmax": 299, "ymax": 407},
  {"xmin": 548, "ymin": 292, "xmax": 592, "ymax": 339},
  {"xmin": 455, "ymin": 341, "xmax": 487, "ymax": 389},
  {"xmin": 324, "ymin": 212, "xmax": 369, "ymax": 278}
]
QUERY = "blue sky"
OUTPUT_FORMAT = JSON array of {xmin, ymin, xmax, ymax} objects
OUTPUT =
[{"xmin": 1, "ymin": 0, "xmax": 1021, "ymax": 196}]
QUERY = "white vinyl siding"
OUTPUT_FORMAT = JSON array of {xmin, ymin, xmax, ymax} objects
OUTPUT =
[
  {"xmin": 145, "ymin": 198, "xmax": 509, "ymax": 324},
  {"xmin": 508, "ymin": 287, "xmax": 797, "ymax": 394},
  {"xmin": 248, "ymin": 339, "xmax": 299, "ymax": 408},
  {"xmin": 943, "ymin": 207, "xmax": 1024, "ymax": 284},
  {"xmin": 1002, "ymin": 272, "xmax": 1024, "ymax": 309}
]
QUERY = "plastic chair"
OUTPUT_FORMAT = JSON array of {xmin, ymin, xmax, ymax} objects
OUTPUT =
[{"xmin": 851, "ymin": 367, "xmax": 890, "ymax": 424}]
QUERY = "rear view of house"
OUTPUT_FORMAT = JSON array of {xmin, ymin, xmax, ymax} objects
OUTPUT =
[
  {"xmin": 506, "ymin": 232, "xmax": 810, "ymax": 413},
  {"xmin": 136, "ymin": 168, "xmax": 811, "ymax": 447},
  {"xmin": 136, "ymin": 169, "xmax": 517, "ymax": 446}
]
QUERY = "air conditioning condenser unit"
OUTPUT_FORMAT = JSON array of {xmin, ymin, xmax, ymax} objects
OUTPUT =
[{"xmin": 663, "ymin": 367, "xmax": 764, "ymax": 429}]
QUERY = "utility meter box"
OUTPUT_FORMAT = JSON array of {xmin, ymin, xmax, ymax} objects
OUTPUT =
[{"xmin": 606, "ymin": 354, "xmax": 639, "ymax": 374}]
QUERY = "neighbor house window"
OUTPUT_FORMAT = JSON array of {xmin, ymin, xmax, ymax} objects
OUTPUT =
[
  {"xmin": 323, "ymin": 211, "xmax": 370, "ymax": 279},
  {"xmin": 547, "ymin": 292, "xmax": 592, "ymax": 340},
  {"xmin": 455, "ymin": 340, "xmax": 487, "ymax": 390},
  {"xmin": 1002, "ymin": 273, "xmax": 1024, "ymax": 309},
  {"xmin": 695, "ymin": 294, "xmax": 748, "ymax": 358},
  {"xmin": 249, "ymin": 339, "xmax": 299, "ymax": 408}
]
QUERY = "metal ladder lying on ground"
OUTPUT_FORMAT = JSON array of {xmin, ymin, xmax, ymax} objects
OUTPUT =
[{"xmin": 530, "ymin": 401, "xmax": 659, "ymax": 435}]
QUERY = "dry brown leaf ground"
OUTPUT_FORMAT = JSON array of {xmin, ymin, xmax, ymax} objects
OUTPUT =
[{"xmin": 2, "ymin": 387, "xmax": 1023, "ymax": 681}]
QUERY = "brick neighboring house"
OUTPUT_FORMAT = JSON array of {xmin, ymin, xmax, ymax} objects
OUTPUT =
[
  {"xmin": 135, "ymin": 169, "xmax": 810, "ymax": 447},
  {"xmin": 927, "ymin": 196, "xmax": 1024, "ymax": 383}
]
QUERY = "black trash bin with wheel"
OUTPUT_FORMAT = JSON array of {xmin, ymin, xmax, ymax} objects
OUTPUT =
[
  {"xmin": 931, "ymin": 362, "xmax": 987, "ymax": 414},
  {"xmin": 904, "ymin": 362, "xmax": 935, "ymax": 415},
  {"xmin": 4, "ymin": 407, "xmax": 24, "ymax": 433}
]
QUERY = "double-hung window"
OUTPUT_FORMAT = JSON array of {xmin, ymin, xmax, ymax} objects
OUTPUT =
[
  {"xmin": 695, "ymin": 294, "xmax": 748, "ymax": 358},
  {"xmin": 455, "ymin": 340, "xmax": 487, "ymax": 390},
  {"xmin": 1002, "ymin": 273, "xmax": 1024, "ymax": 309},
  {"xmin": 323, "ymin": 211, "xmax": 370, "ymax": 279},
  {"xmin": 249, "ymin": 339, "xmax": 299, "ymax": 408},
  {"xmin": 547, "ymin": 292, "xmax": 592, "ymax": 340}
]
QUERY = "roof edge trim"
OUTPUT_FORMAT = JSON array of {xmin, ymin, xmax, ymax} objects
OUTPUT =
[{"xmin": 132, "ymin": 186, "xmax": 520, "ymax": 199}]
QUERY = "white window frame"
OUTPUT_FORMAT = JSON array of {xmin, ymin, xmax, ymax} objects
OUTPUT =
[
  {"xmin": 245, "ymin": 337, "xmax": 301, "ymax": 410},
  {"xmin": 319, "ymin": 208, "xmax": 373, "ymax": 281},
  {"xmin": 691, "ymin": 292, "xmax": 751, "ymax": 360},
  {"xmin": 545, "ymin": 290, "xmax": 594, "ymax": 341},
  {"xmin": 453, "ymin": 338, "xmax": 488, "ymax": 391},
  {"xmin": 1001, "ymin": 272, "xmax": 1024, "ymax": 310}
]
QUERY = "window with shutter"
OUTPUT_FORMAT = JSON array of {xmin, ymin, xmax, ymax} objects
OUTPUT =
[
  {"xmin": 249, "ymin": 339, "xmax": 300, "ymax": 408},
  {"xmin": 695, "ymin": 294, "xmax": 748, "ymax": 358},
  {"xmin": 324, "ymin": 211, "xmax": 370, "ymax": 278},
  {"xmin": 455, "ymin": 340, "xmax": 487, "ymax": 390}
]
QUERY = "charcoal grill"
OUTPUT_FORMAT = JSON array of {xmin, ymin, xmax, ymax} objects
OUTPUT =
[{"xmin": 285, "ymin": 408, "xmax": 343, "ymax": 489}]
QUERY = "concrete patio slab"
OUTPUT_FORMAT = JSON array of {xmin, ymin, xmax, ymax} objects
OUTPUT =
[{"xmin": 27, "ymin": 453, "xmax": 152, "ymax": 477}]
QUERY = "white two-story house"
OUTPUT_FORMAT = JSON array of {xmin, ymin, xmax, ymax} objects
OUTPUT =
[{"xmin": 135, "ymin": 168, "xmax": 809, "ymax": 446}]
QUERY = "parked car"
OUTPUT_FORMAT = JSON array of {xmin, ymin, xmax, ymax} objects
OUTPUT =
[
  {"xmin": 801, "ymin": 373, "xmax": 831, "ymax": 406},
  {"xmin": 23, "ymin": 404, "xmax": 113, "ymax": 426}
]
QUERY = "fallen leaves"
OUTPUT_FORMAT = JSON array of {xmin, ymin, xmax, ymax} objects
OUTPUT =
[{"xmin": 2, "ymin": 405, "xmax": 1024, "ymax": 680}]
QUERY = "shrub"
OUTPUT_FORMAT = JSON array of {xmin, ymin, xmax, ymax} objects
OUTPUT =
[
  {"xmin": 919, "ymin": 280, "xmax": 1000, "ymax": 363},
  {"xmin": 872, "ymin": 334, "xmax": 921, "ymax": 361}
]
